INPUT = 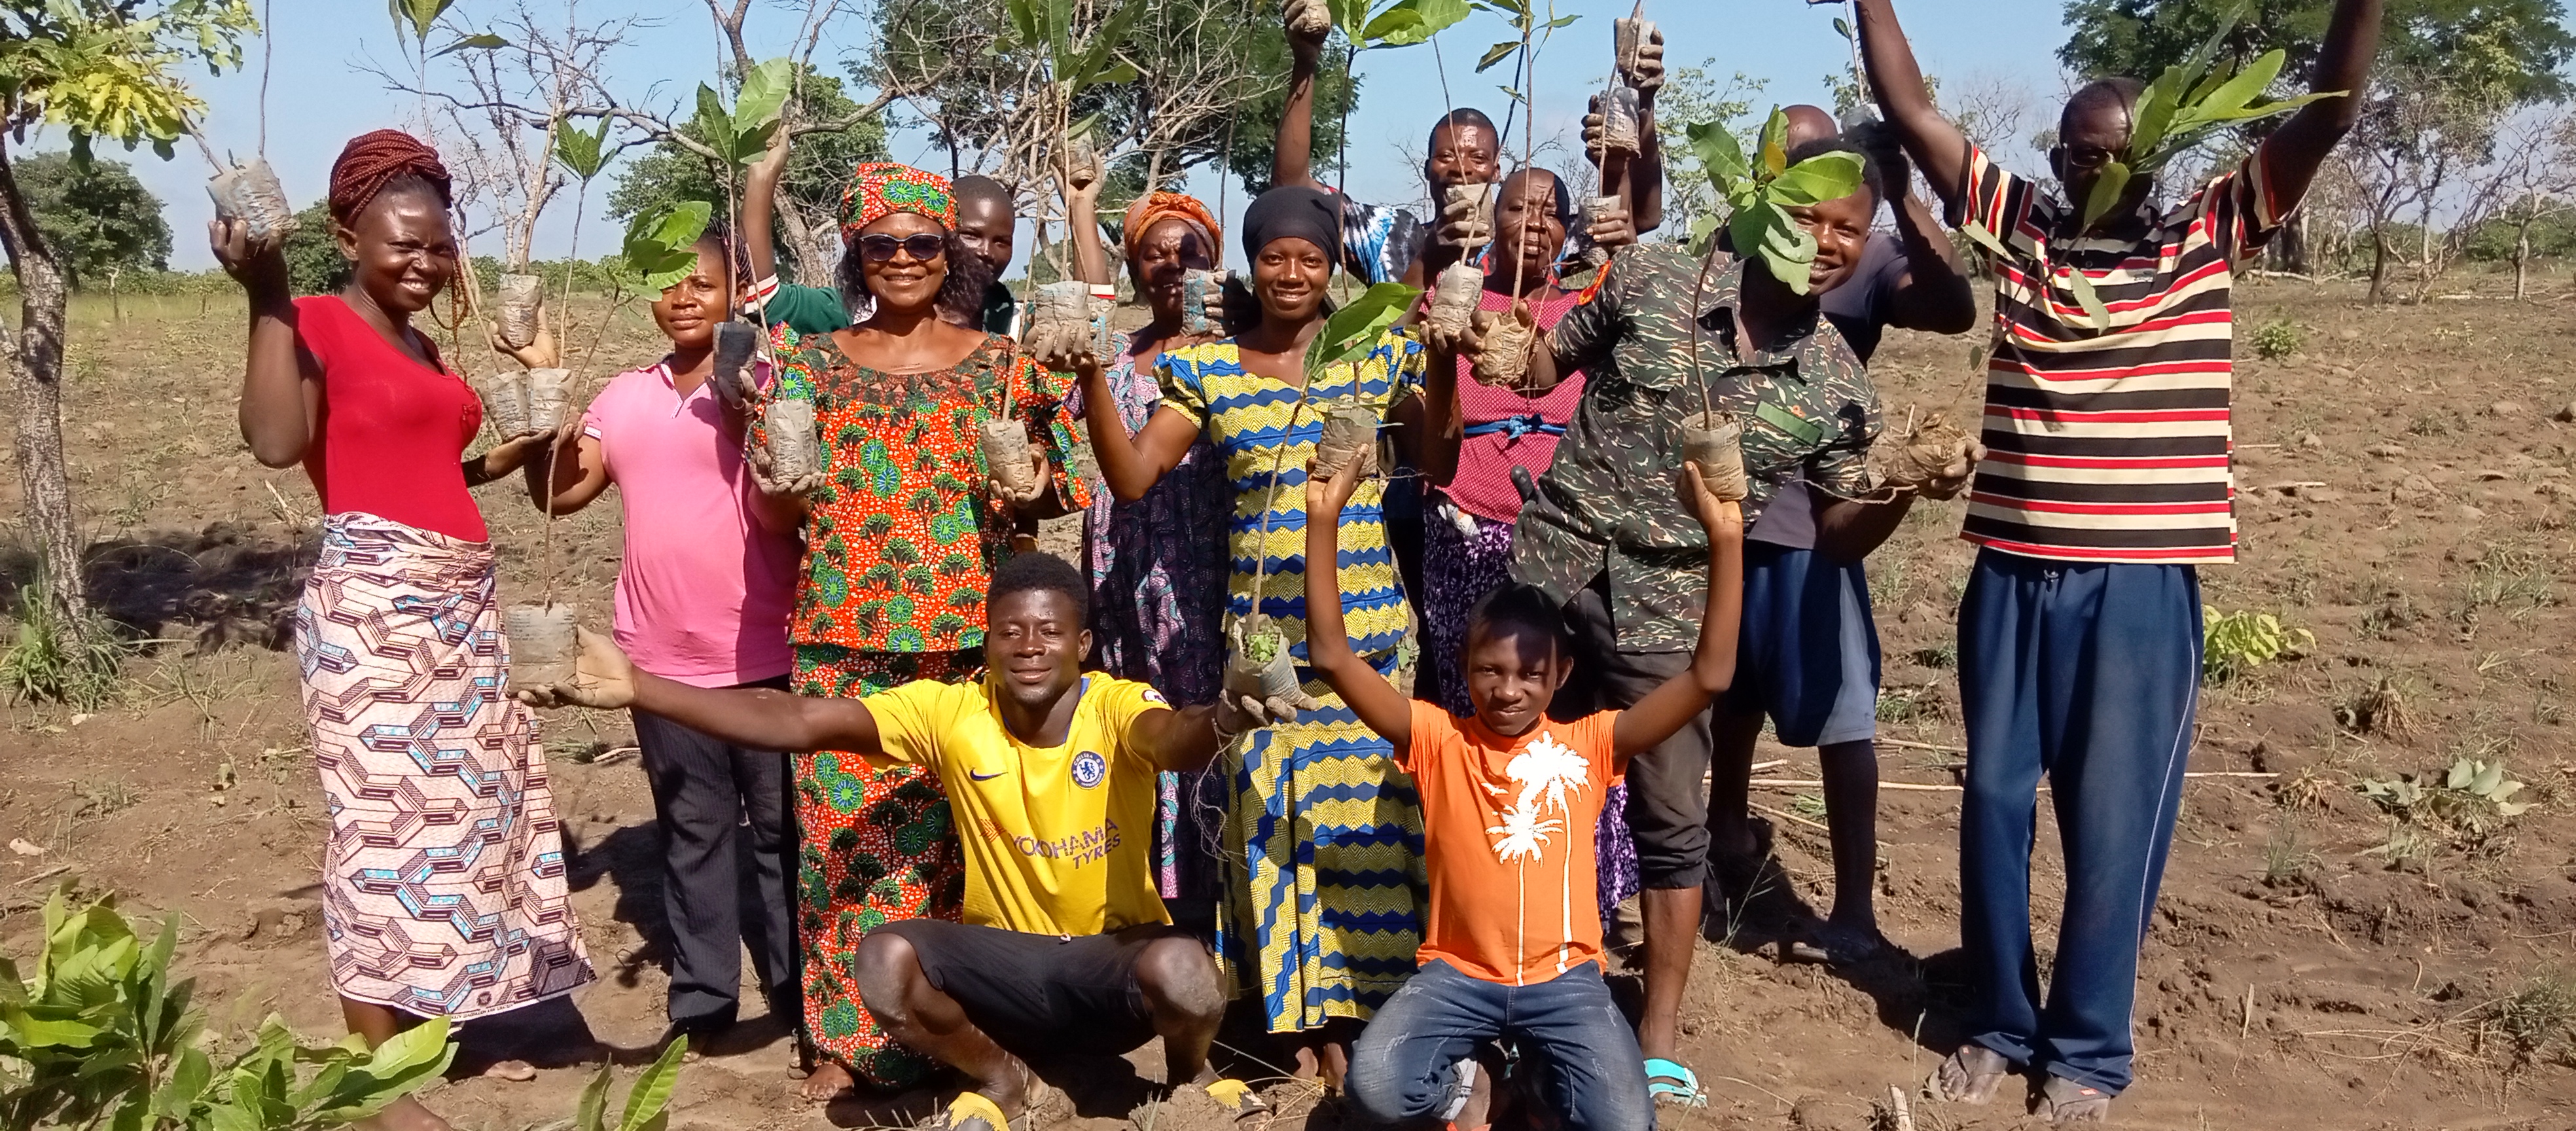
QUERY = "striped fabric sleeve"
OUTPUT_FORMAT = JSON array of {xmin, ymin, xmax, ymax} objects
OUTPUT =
[
  {"xmin": 2206, "ymin": 143, "xmax": 2293, "ymax": 264},
  {"xmin": 1950, "ymin": 143, "xmax": 2056, "ymax": 262},
  {"xmin": 1154, "ymin": 348, "xmax": 1209, "ymax": 430}
]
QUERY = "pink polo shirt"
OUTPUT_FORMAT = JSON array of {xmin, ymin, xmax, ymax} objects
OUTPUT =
[{"xmin": 581, "ymin": 358, "xmax": 798, "ymax": 687}]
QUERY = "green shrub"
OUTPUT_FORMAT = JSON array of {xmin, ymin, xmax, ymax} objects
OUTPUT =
[
  {"xmin": 2251, "ymin": 319, "xmax": 2300, "ymax": 359},
  {"xmin": 0, "ymin": 581, "xmax": 130, "ymax": 709},
  {"xmin": 2203, "ymin": 607, "xmax": 2313, "ymax": 683}
]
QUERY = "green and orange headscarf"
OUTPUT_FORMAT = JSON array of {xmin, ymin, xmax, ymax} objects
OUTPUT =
[{"xmin": 840, "ymin": 162, "xmax": 956, "ymax": 237}]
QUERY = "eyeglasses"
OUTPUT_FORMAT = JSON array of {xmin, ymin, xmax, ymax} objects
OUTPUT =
[
  {"xmin": 858, "ymin": 233, "xmax": 947, "ymax": 263},
  {"xmin": 2054, "ymin": 144, "xmax": 2120, "ymax": 171}
]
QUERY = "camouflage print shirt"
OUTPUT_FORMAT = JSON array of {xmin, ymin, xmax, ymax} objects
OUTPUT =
[{"xmin": 1511, "ymin": 246, "xmax": 1882, "ymax": 652}]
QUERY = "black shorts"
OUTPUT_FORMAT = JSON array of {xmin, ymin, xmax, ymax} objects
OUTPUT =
[{"xmin": 876, "ymin": 920, "xmax": 1179, "ymax": 1056}]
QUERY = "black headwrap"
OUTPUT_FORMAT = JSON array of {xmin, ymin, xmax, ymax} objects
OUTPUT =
[{"xmin": 1241, "ymin": 185, "xmax": 1342, "ymax": 269}]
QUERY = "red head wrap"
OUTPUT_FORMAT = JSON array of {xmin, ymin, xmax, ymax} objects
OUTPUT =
[
  {"xmin": 1120, "ymin": 192, "xmax": 1223, "ymax": 264},
  {"xmin": 328, "ymin": 130, "xmax": 452, "ymax": 225}
]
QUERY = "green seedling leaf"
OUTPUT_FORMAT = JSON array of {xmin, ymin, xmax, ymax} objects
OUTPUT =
[
  {"xmin": 617, "ymin": 1036, "xmax": 690, "ymax": 1131},
  {"xmin": 1687, "ymin": 118, "xmax": 1747, "ymax": 188},
  {"xmin": 2062, "ymin": 268, "xmax": 2111, "ymax": 330},
  {"xmin": 575, "ymin": 1061, "xmax": 614, "ymax": 1131},
  {"xmin": 555, "ymin": 117, "xmax": 613, "ymax": 182},
  {"xmin": 1687, "ymin": 213, "xmax": 1721, "ymax": 256},
  {"xmin": 1768, "ymin": 151, "xmax": 1864, "ymax": 206},
  {"xmin": 432, "ymin": 32, "xmax": 507, "ymax": 58},
  {"xmin": 1833, "ymin": 14, "xmax": 1853, "ymax": 40},
  {"xmin": 734, "ymin": 58, "xmax": 795, "ymax": 134},
  {"xmin": 388, "ymin": 0, "xmax": 455, "ymax": 44},
  {"xmin": 2198, "ymin": 48, "xmax": 2285, "ymax": 117},
  {"xmin": 1003, "ymin": 0, "xmax": 1039, "ymax": 46},
  {"xmin": 1304, "ymin": 282, "xmax": 1422, "ymax": 381},
  {"xmin": 1476, "ymin": 40, "xmax": 1520, "ymax": 71},
  {"xmin": 2129, "ymin": 70, "xmax": 2177, "ymax": 157},
  {"xmin": 1089, "ymin": 60, "xmax": 1141, "ymax": 86},
  {"xmin": 1758, "ymin": 109, "xmax": 1788, "ymax": 176},
  {"xmin": 1541, "ymin": 12, "xmax": 1578, "ymax": 28},
  {"xmin": 1073, "ymin": 0, "xmax": 1145, "ymax": 79},
  {"xmin": 2079, "ymin": 158, "xmax": 2131, "ymax": 230},
  {"xmin": 690, "ymin": 82, "xmax": 736, "ymax": 160},
  {"xmin": 624, "ymin": 202, "xmax": 715, "ymax": 291}
]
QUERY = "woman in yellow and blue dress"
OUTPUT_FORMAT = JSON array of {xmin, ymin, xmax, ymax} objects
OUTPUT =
[{"xmin": 1070, "ymin": 185, "xmax": 1425, "ymax": 1083}]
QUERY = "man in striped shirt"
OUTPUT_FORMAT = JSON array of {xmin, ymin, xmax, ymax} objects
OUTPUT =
[{"xmin": 1848, "ymin": 0, "xmax": 2382, "ymax": 1120}]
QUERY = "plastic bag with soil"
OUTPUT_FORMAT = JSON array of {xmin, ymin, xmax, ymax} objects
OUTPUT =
[
  {"xmin": 1287, "ymin": 0, "xmax": 1330, "ymax": 36},
  {"xmin": 764, "ymin": 397, "xmax": 819, "ymax": 481},
  {"xmin": 1471, "ymin": 302, "xmax": 1539, "ymax": 389},
  {"xmin": 1870, "ymin": 411, "xmax": 1980, "ymax": 497},
  {"xmin": 504, "ymin": 601, "xmax": 579, "ymax": 693},
  {"xmin": 1681, "ymin": 410, "xmax": 1749, "ymax": 501},
  {"xmin": 1440, "ymin": 183, "xmax": 1494, "ymax": 249},
  {"xmin": 1596, "ymin": 86, "xmax": 1643, "ymax": 156},
  {"xmin": 477, "ymin": 372, "xmax": 533, "ymax": 439},
  {"xmin": 711, "ymin": 321, "xmax": 760, "ymax": 410},
  {"xmin": 1181, "ymin": 269, "xmax": 1231, "ymax": 336},
  {"xmin": 981, "ymin": 416, "xmax": 1041, "ymax": 500},
  {"xmin": 207, "ymin": 159, "xmax": 297, "ymax": 245},
  {"xmin": 525, "ymin": 368, "xmax": 575, "ymax": 434},
  {"xmin": 1425, "ymin": 262, "xmax": 1484, "ymax": 340},
  {"xmin": 1613, "ymin": 17, "xmax": 1658, "ymax": 85},
  {"xmin": 1228, "ymin": 615, "xmax": 1303, "ymax": 702},
  {"xmin": 1571, "ymin": 196, "xmax": 1622, "ymax": 272},
  {"xmin": 1026, "ymin": 280, "xmax": 1106, "ymax": 361},
  {"xmin": 495, "ymin": 274, "xmax": 545, "ymax": 351},
  {"xmin": 1312, "ymin": 404, "xmax": 1382, "ymax": 480}
]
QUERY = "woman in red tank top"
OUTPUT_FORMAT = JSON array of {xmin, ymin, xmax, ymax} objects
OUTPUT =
[{"xmin": 213, "ymin": 130, "xmax": 594, "ymax": 1131}]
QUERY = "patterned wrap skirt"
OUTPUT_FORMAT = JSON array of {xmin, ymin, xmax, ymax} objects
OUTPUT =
[
  {"xmin": 1423, "ymin": 498, "xmax": 1641, "ymax": 925},
  {"xmin": 298, "ymin": 512, "xmax": 594, "ymax": 1020},
  {"xmin": 789, "ymin": 643, "xmax": 976, "ymax": 1089}
]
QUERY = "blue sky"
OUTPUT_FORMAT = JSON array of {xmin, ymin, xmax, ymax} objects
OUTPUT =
[{"xmin": 129, "ymin": 0, "xmax": 2073, "ymax": 273}]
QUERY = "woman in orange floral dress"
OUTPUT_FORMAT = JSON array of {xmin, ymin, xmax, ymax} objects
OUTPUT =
[{"xmin": 753, "ymin": 162, "xmax": 1088, "ymax": 1100}]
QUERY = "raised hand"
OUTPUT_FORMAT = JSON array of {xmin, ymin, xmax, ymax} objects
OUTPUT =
[
  {"xmin": 209, "ymin": 217, "xmax": 289, "ymax": 295},
  {"xmin": 1679, "ymin": 463, "xmax": 1745, "ymax": 539},
  {"xmin": 1586, "ymin": 200, "xmax": 1638, "ymax": 250},
  {"xmin": 1284, "ymin": 0, "xmax": 1330, "ymax": 54}
]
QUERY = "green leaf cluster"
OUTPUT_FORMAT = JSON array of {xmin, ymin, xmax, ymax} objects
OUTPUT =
[
  {"xmin": 552, "ymin": 117, "xmax": 615, "ymax": 185},
  {"xmin": 1329, "ymin": 0, "xmax": 1471, "ymax": 50},
  {"xmin": 571, "ymin": 1036, "xmax": 688, "ymax": 1131},
  {"xmin": 0, "ymin": 889, "xmax": 454, "ymax": 1130},
  {"xmin": 1469, "ymin": 0, "xmax": 1573, "ymax": 75},
  {"xmin": 1302, "ymin": 282, "xmax": 1422, "ymax": 382},
  {"xmin": 2075, "ymin": 4, "xmax": 2339, "ymax": 228},
  {"xmin": 0, "ymin": 0, "xmax": 259, "ymax": 164},
  {"xmin": 690, "ymin": 58, "xmax": 796, "ymax": 168},
  {"xmin": 621, "ymin": 202, "xmax": 713, "ymax": 292},
  {"xmin": 13, "ymin": 152, "xmax": 171, "ymax": 288},
  {"xmin": 2200, "ymin": 605, "xmax": 2314, "ymax": 682},
  {"xmin": 1004, "ymin": 0, "xmax": 1148, "ymax": 140},
  {"xmin": 1683, "ymin": 108, "xmax": 1866, "ymax": 295}
]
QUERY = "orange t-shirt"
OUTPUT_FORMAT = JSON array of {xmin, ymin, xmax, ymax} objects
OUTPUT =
[{"xmin": 1400, "ymin": 701, "xmax": 1626, "ymax": 986}]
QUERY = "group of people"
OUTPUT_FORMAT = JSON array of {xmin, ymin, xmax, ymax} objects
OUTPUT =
[{"xmin": 218, "ymin": 0, "xmax": 2386, "ymax": 1126}]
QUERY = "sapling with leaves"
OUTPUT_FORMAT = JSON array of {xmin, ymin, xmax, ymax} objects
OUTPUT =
[{"xmin": 1683, "ymin": 107, "xmax": 1866, "ymax": 294}]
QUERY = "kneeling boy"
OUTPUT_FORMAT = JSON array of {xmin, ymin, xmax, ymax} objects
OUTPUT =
[
  {"xmin": 1301, "ymin": 458, "xmax": 1744, "ymax": 1130},
  {"xmin": 526, "ymin": 554, "xmax": 1245, "ymax": 1130}
]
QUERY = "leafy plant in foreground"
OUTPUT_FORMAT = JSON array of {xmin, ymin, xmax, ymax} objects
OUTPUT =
[
  {"xmin": 569, "ymin": 1034, "xmax": 689, "ymax": 1131},
  {"xmin": 2202, "ymin": 605, "xmax": 2313, "ymax": 682},
  {"xmin": 1683, "ymin": 107, "xmax": 1867, "ymax": 295},
  {"xmin": 0, "ymin": 888, "xmax": 454, "ymax": 1129},
  {"xmin": 2355, "ymin": 757, "xmax": 2534, "ymax": 865}
]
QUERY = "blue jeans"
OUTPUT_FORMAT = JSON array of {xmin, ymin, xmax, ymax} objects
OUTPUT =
[
  {"xmin": 1956, "ymin": 548, "xmax": 2201, "ymax": 1095},
  {"xmin": 1349, "ymin": 960, "xmax": 1653, "ymax": 1131}
]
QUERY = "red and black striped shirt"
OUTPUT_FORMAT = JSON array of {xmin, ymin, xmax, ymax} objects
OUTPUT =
[{"xmin": 1950, "ymin": 143, "xmax": 2292, "ymax": 564}]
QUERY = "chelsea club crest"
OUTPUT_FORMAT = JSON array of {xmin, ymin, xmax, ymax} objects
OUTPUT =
[{"xmin": 1071, "ymin": 750, "xmax": 1107, "ymax": 789}]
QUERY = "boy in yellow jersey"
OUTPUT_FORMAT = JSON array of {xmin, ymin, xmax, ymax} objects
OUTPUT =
[{"xmin": 522, "ymin": 554, "xmax": 1248, "ymax": 1130}]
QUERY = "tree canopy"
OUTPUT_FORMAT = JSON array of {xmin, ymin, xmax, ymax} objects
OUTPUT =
[
  {"xmin": 12, "ymin": 153, "xmax": 170, "ymax": 287},
  {"xmin": 605, "ymin": 70, "xmax": 887, "ymax": 283},
  {"xmin": 2058, "ymin": 0, "xmax": 2574, "ymax": 107}
]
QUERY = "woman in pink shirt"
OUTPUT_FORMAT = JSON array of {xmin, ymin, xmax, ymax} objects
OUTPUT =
[
  {"xmin": 214, "ymin": 130, "xmax": 592, "ymax": 1131},
  {"xmin": 509, "ymin": 224, "xmax": 805, "ymax": 1049}
]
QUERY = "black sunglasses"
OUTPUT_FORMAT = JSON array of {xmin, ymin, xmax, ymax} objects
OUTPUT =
[{"xmin": 859, "ymin": 232, "xmax": 947, "ymax": 263}]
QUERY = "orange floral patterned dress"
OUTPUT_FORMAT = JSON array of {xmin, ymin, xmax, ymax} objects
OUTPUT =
[{"xmin": 759, "ymin": 329, "xmax": 1089, "ymax": 1086}]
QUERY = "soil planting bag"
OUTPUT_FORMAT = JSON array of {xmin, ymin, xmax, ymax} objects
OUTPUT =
[
  {"xmin": 1472, "ymin": 301, "xmax": 1539, "ymax": 388},
  {"xmin": 1440, "ymin": 183, "xmax": 1494, "ymax": 249},
  {"xmin": 1598, "ymin": 86, "xmax": 1643, "ymax": 156},
  {"xmin": 764, "ymin": 397, "xmax": 819, "ymax": 481},
  {"xmin": 525, "ymin": 368, "xmax": 575, "ymax": 434},
  {"xmin": 504, "ymin": 601, "xmax": 579, "ymax": 692},
  {"xmin": 711, "ymin": 321, "xmax": 759, "ymax": 408},
  {"xmin": 1681, "ymin": 410, "xmax": 1749, "ymax": 501},
  {"xmin": 206, "ymin": 159, "xmax": 296, "ymax": 244},
  {"xmin": 981, "ymin": 416, "xmax": 1040, "ymax": 499},
  {"xmin": 1426, "ymin": 263, "xmax": 1484, "ymax": 338},
  {"xmin": 1614, "ymin": 18, "xmax": 1658, "ymax": 84},
  {"xmin": 1230, "ymin": 616, "xmax": 1303, "ymax": 701},
  {"xmin": 1573, "ymin": 196, "xmax": 1621, "ymax": 270},
  {"xmin": 495, "ymin": 274, "xmax": 544, "ymax": 351},
  {"xmin": 1874, "ymin": 411, "xmax": 1978, "ymax": 492},
  {"xmin": 1027, "ymin": 280, "xmax": 1105, "ymax": 359},
  {"xmin": 1313, "ymin": 404, "xmax": 1382, "ymax": 480},
  {"xmin": 1287, "ymin": 0, "xmax": 1330, "ymax": 36},
  {"xmin": 476, "ymin": 372, "xmax": 532, "ymax": 439},
  {"xmin": 1181, "ymin": 269, "xmax": 1230, "ymax": 336}
]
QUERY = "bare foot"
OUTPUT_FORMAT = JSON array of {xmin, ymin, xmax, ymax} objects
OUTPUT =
[
  {"xmin": 1932, "ymin": 1045, "xmax": 2011, "ymax": 1105},
  {"xmin": 359, "ymin": 1096, "xmax": 452, "ymax": 1131},
  {"xmin": 798, "ymin": 1059, "xmax": 855, "ymax": 1104},
  {"xmin": 479, "ymin": 1059, "xmax": 537, "ymax": 1082},
  {"xmin": 2037, "ymin": 1075, "xmax": 2112, "ymax": 1123},
  {"xmin": 1289, "ymin": 1041, "xmax": 1322, "ymax": 1081}
]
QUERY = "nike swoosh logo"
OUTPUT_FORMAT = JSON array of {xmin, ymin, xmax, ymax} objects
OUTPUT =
[{"xmin": 969, "ymin": 770, "xmax": 1007, "ymax": 781}]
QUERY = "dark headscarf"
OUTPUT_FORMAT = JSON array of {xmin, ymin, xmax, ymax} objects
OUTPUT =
[{"xmin": 1241, "ymin": 185, "xmax": 1342, "ymax": 268}]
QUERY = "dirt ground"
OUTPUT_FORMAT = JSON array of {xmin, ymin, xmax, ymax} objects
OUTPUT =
[{"xmin": 7, "ymin": 277, "xmax": 2576, "ymax": 1130}]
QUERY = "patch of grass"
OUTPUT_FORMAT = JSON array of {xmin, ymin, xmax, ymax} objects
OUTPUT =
[
  {"xmin": 2408, "ymin": 408, "xmax": 2465, "ymax": 437},
  {"xmin": 0, "ymin": 580, "xmax": 131, "ymax": 711},
  {"xmin": 2357, "ymin": 590, "xmax": 2422, "ymax": 640},
  {"xmin": 2203, "ymin": 606, "xmax": 2313, "ymax": 683},
  {"xmin": 2263, "ymin": 816, "xmax": 2317, "ymax": 887},
  {"xmin": 2251, "ymin": 319, "xmax": 2302, "ymax": 359},
  {"xmin": 1789, "ymin": 793, "xmax": 1827, "ymax": 819},
  {"xmin": 2356, "ymin": 756, "xmax": 2533, "ymax": 867},
  {"xmin": 2462, "ymin": 545, "xmax": 2556, "ymax": 618},
  {"xmin": 1868, "ymin": 559, "xmax": 1911, "ymax": 609},
  {"xmin": 2276, "ymin": 766, "xmax": 2336, "ymax": 811},
  {"xmin": 2486, "ymin": 975, "xmax": 2576, "ymax": 1069},
  {"xmin": 70, "ymin": 778, "xmax": 138, "ymax": 819},
  {"xmin": 2335, "ymin": 675, "xmax": 2416, "ymax": 740},
  {"xmin": 1910, "ymin": 643, "xmax": 1956, "ymax": 670},
  {"xmin": 1876, "ymin": 683, "xmax": 1944, "ymax": 723}
]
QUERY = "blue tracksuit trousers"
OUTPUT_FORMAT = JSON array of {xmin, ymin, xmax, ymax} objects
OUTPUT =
[{"xmin": 1955, "ymin": 547, "xmax": 2202, "ymax": 1095}]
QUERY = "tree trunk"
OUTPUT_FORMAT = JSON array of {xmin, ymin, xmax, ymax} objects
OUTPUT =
[
  {"xmin": 2516, "ymin": 221, "xmax": 2531, "ymax": 300},
  {"xmin": 779, "ymin": 201, "xmax": 839, "ymax": 287},
  {"xmin": 2367, "ymin": 226, "xmax": 2390, "ymax": 304},
  {"xmin": 0, "ymin": 139, "xmax": 86, "ymax": 619}
]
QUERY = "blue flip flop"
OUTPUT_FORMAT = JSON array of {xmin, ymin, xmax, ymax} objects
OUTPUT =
[{"xmin": 1643, "ymin": 1057, "xmax": 1708, "ymax": 1108}]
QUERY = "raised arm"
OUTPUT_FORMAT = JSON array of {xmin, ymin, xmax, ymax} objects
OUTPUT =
[
  {"xmin": 1272, "ymin": 0, "xmax": 1331, "ymax": 192},
  {"xmin": 535, "ymin": 627, "xmax": 884, "ymax": 754},
  {"xmin": 1300, "ymin": 459, "xmax": 1414, "ymax": 749},
  {"xmin": 1073, "ymin": 356, "xmax": 1202, "ymax": 500},
  {"xmin": 2254, "ymin": 0, "xmax": 2381, "ymax": 208},
  {"xmin": 1611, "ymin": 466, "xmax": 1742, "ymax": 756},
  {"xmin": 1062, "ymin": 156, "xmax": 1111, "ymax": 289},
  {"xmin": 1122, "ymin": 702, "xmax": 1236, "ymax": 774},
  {"xmin": 1856, "ymin": 126, "xmax": 1978, "ymax": 334},
  {"xmin": 213, "ymin": 221, "xmax": 315, "ymax": 468},
  {"xmin": 745, "ymin": 128, "xmax": 791, "ymax": 288},
  {"xmin": 1848, "ymin": 0, "xmax": 1973, "ymax": 217}
]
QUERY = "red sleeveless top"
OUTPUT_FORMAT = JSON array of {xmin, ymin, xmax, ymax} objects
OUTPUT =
[{"xmin": 295, "ymin": 295, "xmax": 488, "ymax": 542}]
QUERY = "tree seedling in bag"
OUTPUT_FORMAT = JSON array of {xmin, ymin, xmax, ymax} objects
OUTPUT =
[
  {"xmin": 1426, "ymin": 262, "xmax": 1483, "ymax": 338},
  {"xmin": 1683, "ymin": 107, "xmax": 1865, "ymax": 295},
  {"xmin": 477, "ymin": 372, "xmax": 534, "ymax": 439},
  {"xmin": 1229, "ymin": 615, "xmax": 1303, "ymax": 702},
  {"xmin": 1870, "ymin": 410, "xmax": 1980, "ymax": 497},
  {"xmin": 1313, "ymin": 403, "xmax": 1382, "ymax": 480},
  {"xmin": 206, "ymin": 158, "xmax": 295, "ymax": 244},
  {"xmin": 1596, "ymin": 85, "xmax": 1643, "ymax": 156},
  {"xmin": 981, "ymin": 418, "xmax": 1043, "ymax": 501},
  {"xmin": 1439, "ymin": 182, "xmax": 1494, "ymax": 249},
  {"xmin": 763, "ymin": 397, "xmax": 821, "ymax": 482},
  {"xmin": 1680, "ymin": 410, "xmax": 1749, "ymax": 502},
  {"xmin": 1181, "ymin": 268, "xmax": 1231, "ymax": 336},
  {"xmin": 1471, "ymin": 299, "xmax": 1539, "ymax": 388},
  {"xmin": 1613, "ymin": 14, "xmax": 1656, "ymax": 87},
  {"xmin": 495, "ymin": 272, "xmax": 545, "ymax": 350},
  {"xmin": 505, "ymin": 601, "xmax": 580, "ymax": 693},
  {"xmin": 711, "ymin": 321, "xmax": 760, "ymax": 410},
  {"xmin": 1028, "ymin": 279, "xmax": 1103, "ymax": 361},
  {"xmin": 525, "ymin": 367, "xmax": 576, "ymax": 434}
]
